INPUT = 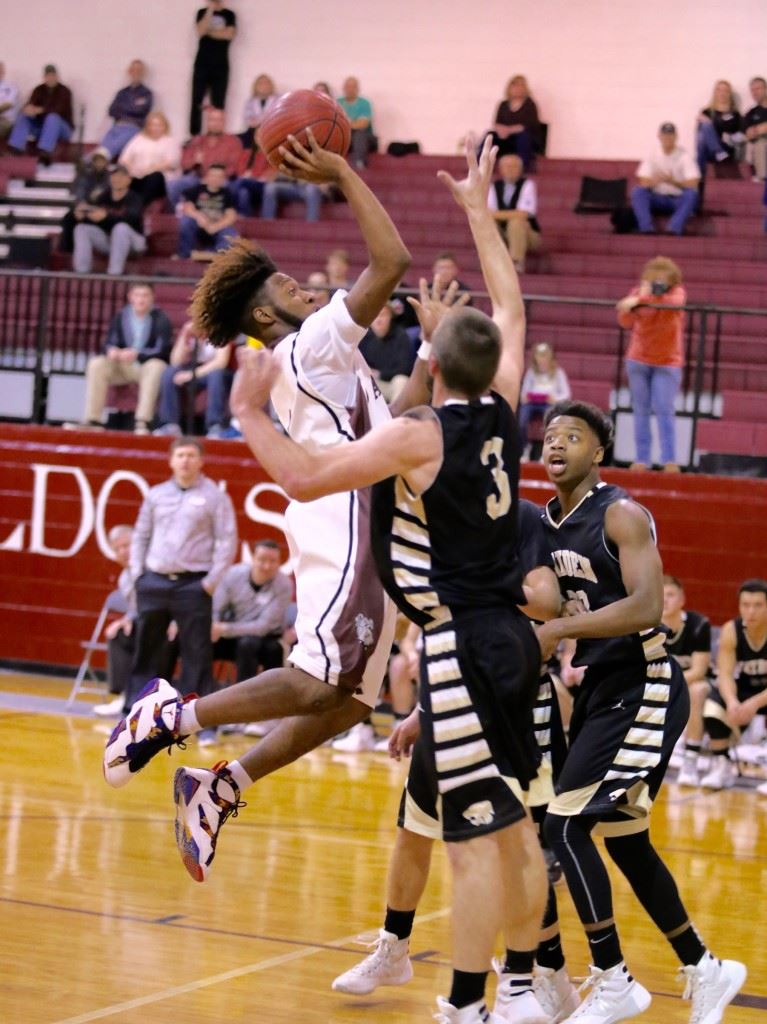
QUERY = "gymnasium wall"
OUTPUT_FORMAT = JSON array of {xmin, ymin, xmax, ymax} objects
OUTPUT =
[
  {"xmin": 6, "ymin": 0, "xmax": 767, "ymax": 159},
  {"xmin": 2, "ymin": 425, "xmax": 767, "ymax": 672}
]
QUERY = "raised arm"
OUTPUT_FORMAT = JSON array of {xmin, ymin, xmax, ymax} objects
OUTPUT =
[
  {"xmin": 277, "ymin": 131, "xmax": 410, "ymax": 327},
  {"xmin": 230, "ymin": 349, "xmax": 441, "ymax": 500},
  {"xmin": 437, "ymin": 137, "xmax": 525, "ymax": 409}
]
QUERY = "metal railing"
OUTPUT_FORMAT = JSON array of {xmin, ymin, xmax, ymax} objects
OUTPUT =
[{"xmin": 1, "ymin": 268, "xmax": 766, "ymax": 468}]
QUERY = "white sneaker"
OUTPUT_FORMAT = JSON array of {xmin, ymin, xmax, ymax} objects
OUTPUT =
[
  {"xmin": 533, "ymin": 965, "xmax": 580, "ymax": 1023},
  {"xmin": 561, "ymin": 962, "xmax": 651, "ymax": 1023},
  {"xmin": 492, "ymin": 958, "xmax": 548, "ymax": 1023},
  {"xmin": 374, "ymin": 734, "xmax": 392, "ymax": 753},
  {"xmin": 332, "ymin": 722, "xmax": 377, "ymax": 752},
  {"xmin": 197, "ymin": 728, "xmax": 219, "ymax": 747},
  {"xmin": 93, "ymin": 694, "xmax": 125, "ymax": 717},
  {"xmin": 756, "ymin": 779, "xmax": 767, "ymax": 795},
  {"xmin": 331, "ymin": 929, "xmax": 412, "ymax": 994},
  {"xmin": 679, "ymin": 952, "xmax": 746, "ymax": 1024},
  {"xmin": 243, "ymin": 719, "xmax": 279, "ymax": 737},
  {"xmin": 676, "ymin": 760, "xmax": 700, "ymax": 788},
  {"xmin": 173, "ymin": 761, "xmax": 245, "ymax": 882},
  {"xmin": 434, "ymin": 996, "xmax": 495, "ymax": 1023},
  {"xmin": 700, "ymin": 758, "xmax": 736, "ymax": 790}
]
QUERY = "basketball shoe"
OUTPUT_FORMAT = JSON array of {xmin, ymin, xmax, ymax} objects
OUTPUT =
[
  {"xmin": 533, "ymin": 965, "xmax": 581, "ymax": 1022},
  {"xmin": 434, "ymin": 996, "xmax": 496, "ymax": 1023},
  {"xmin": 678, "ymin": 952, "xmax": 746, "ymax": 1024},
  {"xmin": 559, "ymin": 962, "xmax": 651, "ymax": 1023},
  {"xmin": 173, "ymin": 761, "xmax": 246, "ymax": 882},
  {"xmin": 103, "ymin": 678, "xmax": 187, "ymax": 788},
  {"xmin": 699, "ymin": 757, "xmax": 736, "ymax": 790},
  {"xmin": 491, "ymin": 958, "xmax": 548, "ymax": 1023},
  {"xmin": 331, "ymin": 929, "xmax": 412, "ymax": 994}
]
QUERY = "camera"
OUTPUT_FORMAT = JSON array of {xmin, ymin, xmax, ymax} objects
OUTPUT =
[{"xmin": 650, "ymin": 280, "xmax": 670, "ymax": 296}]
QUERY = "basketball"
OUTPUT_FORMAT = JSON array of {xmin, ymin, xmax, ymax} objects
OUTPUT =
[{"xmin": 257, "ymin": 89, "xmax": 352, "ymax": 169}]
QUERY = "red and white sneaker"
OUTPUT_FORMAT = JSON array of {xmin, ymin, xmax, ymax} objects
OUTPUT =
[
  {"xmin": 103, "ymin": 678, "xmax": 187, "ymax": 788},
  {"xmin": 173, "ymin": 761, "xmax": 246, "ymax": 882}
]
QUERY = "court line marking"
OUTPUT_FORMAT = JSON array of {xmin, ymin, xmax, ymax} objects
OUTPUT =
[{"xmin": 48, "ymin": 907, "xmax": 450, "ymax": 1024}]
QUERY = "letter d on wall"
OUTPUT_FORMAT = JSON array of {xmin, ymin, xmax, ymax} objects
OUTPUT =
[{"xmin": 29, "ymin": 463, "xmax": 95, "ymax": 558}]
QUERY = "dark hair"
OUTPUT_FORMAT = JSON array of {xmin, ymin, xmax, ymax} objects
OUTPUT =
[
  {"xmin": 128, "ymin": 280, "xmax": 154, "ymax": 292},
  {"xmin": 738, "ymin": 578, "xmax": 767, "ymax": 599},
  {"xmin": 434, "ymin": 251, "xmax": 457, "ymax": 264},
  {"xmin": 750, "ymin": 76, "xmax": 767, "ymax": 87},
  {"xmin": 189, "ymin": 238, "xmax": 278, "ymax": 346},
  {"xmin": 170, "ymin": 435, "xmax": 204, "ymax": 455},
  {"xmin": 663, "ymin": 574, "xmax": 683, "ymax": 589},
  {"xmin": 254, "ymin": 538, "xmax": 281, "ymax": 552},
  {"xmin": 544, "ymin": 400, "xmax": 614, "ymax": 448},
  {"xmin": 433, "ymin": 308, "xmax": 501, "ymax": 399}
]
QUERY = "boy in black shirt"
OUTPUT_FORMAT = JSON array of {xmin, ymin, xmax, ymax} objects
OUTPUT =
[
  {"xmin": 178, "ymin": 163, "xmax": 238, "ymax": 258},
  {"xmin": 72, "ymin": 163, "xmax": 147, "ymax": 274}
]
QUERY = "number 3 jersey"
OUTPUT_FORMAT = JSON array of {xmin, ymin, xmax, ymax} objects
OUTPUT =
[
  {"xmin": 371, "ymin": 392, "xmax": 526, "ymax": 626},
  {"xmin": 541, "ymin": 481, "xmax": 667, "ymax": 670}
]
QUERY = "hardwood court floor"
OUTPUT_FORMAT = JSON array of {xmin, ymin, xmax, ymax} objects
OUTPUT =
[{"xmin": 1, "ymin": 673, "xmax": 765, "ymax": 1024}]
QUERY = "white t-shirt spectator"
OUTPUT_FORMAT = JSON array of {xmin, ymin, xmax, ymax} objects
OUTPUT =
[
  {"xmin": 0, "ymin": 77, "xmax": 19, "ymax": 122},
  {"xmin": 636, "ymin": 146, "xmax": 700, "ymax": 196}
]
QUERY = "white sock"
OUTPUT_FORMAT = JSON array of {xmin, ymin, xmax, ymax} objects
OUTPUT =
[
  {"xmin": 226, "ymin": 759, "xmax": 254, "ymax": 792},
  {"xmin": 178, "ymin": 700, "xmax": 202, "ymax": 736}
]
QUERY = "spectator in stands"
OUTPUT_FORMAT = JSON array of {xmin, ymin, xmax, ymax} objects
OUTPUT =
[
  {"xmin": 432, "ymin": 251, "xmax": 472, "ymax": 295},
  {"xmin": 261, "ymin": 174, "xmax": 324, "ymax": 222},
  {"xmin": 119, "ymin": 111, "xmax": 181, "ymax": 207},
  {"xmin": 154, "ymin": 320, "xmax": 235, "ymax": 438},
  {"xmin": 488, "ymin": 74, "xmax": 541, "ymax": 169},
  {"xmin": 239, "ymin": 72, "xmax": 277, "ymax": 148},
  {"xmin": 701, "ymin": 578, "xmax": 767, "ymax": 792},
  {"xmin": 359, "ymin": 302, "xmax": 415, "ymax": 403},
  {"xmin": 72, "ymin": 163, "xmax": 147, "ymax": 275},
  {"xmin": 59, "ymin": 148, "xmax": 111, "ymax": 252},
  {"xmin": 190, "ymin": 0, "xmax": 237, "ymax": 136},
  {"xmin": 100, "ymin": 60, "xmax": 153, "ymax": 160},
  {"xmin": 662, "ymin": 574, "xmax": 712, "ymax": 788},
  {"xmin": 178, "ymin": 163, "xmax": 238, "ymax": 258},
  {"xmin": 744, "ymin": 76, "xmax": 767, "ymax": 182},
  {"xmin": 487, "ymin": 153, "xmax": 541, "ymax": 273},
  {"xmin": 73, "ymin": 282, "xmax": 172, "ymax": 434},
  {"xmin": 8, "ymin": 64, "xmax": 73, "ymax": 165},
  {"xmin": 306, "ymin": 270, "xmax": 330, "ymax": 307},
  {"xmin": 0, "ymin": 62, "xmax": 20, "ymax": 139},
  {"xmin": 232, "ymin": 136, "xmax": 272, "ymax": 214},
  {"xmin": 313, "ymin": 81, "xmax": 333, "ymax": 98},
  {"xmin": 518, "ymin": 342, "xmax": 571, "ymax": 459},
  {"xmin": 325, "ymin": 247, "xmax": 352, "ymax": 289},
  {"xmin": 337, "ymin": 76, "xmax": 374, "ymax": 168},
  {"xmin": 211, "ymin": 540, "xmax": 292, "ymax": 681},
  {"xmin": 631, "ymin": 123, "xmax": 700, "ymax": 235},
  {"xmin": 126, "ymin": 436, "xmax": 238, "ymax": 745},
  {"xmin": 167, "ymin": 107, "xmax": 242, "ymax": 208},
  {"xmin": 696, "ymin": 79, "xmax": 743, "ymax": 174},
  {"xmin": 616, "ymin": 255, "xmax": 686, "ymax": 471}
]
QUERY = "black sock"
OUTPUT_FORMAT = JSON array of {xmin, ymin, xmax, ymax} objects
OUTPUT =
[
  {"xmin": 503, "ymin": 949, "xmax": 535, "ymax": 975},
  {"xmin": 684, "ymin": 741, "xmax": 701, "ymax": 756},
  {"xmin": 668, "ymin": 924, "xmax": 707, "ymax": 966},
  {"xmin": 393, "ymin": 711, "xmax": 407, "ymax": 722},
  {"xmin": 536, "ymin": 933, "xmax": 565, "ymax": 971},
  {"xmin": 713, "ymin": 749, "xmax": 729, "ymax": 759},
  {"xmin": 383, "ymin": 907, "xmax": 415, "ymax": 941},
  {"xmin": 587, "ymin": 924, "xmax": 623, "ymax": 970},
  {"xmin": 449, "ymin": 969, "xmax": 487, "ymax": 1009}
]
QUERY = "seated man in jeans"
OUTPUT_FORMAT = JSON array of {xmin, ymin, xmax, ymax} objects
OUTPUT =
[
  {"xmin": 261, "ymin": 175, "xmax": 324, "ymax": 222},
  {"xmin": 8, "ymin": 64, "xmax": 73, "ymax": 163},
  {"xmin": 72, "ymin": 164, "xmax": 147, "ymax": 274},
  {"xmin": 178, "ymin": 164, "xmax": 238, "ymax": 258},
  {"xmin": 72, "ymin": 281, "xmax": 172, "ymax": 434},
  {"xmin": 211, "ymin": 540, "xmax": 293, "ymax": 681},
  {"xmin": 631, "ymin": 123, "xmax": 700, "ymax": 236},
  {"xmin": 154, "ymin": 320, "xmax": 235, "ymax": 439}
]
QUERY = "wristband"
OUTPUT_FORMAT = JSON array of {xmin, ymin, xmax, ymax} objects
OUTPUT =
[{"xmin": 417, "ymin": 339, "xmax": 432, "ymax": 361}]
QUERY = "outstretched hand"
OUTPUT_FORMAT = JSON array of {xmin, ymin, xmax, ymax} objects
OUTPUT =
[
  {"xmin": 230, "ymin": 347, "xmax": 278, "ymax": 419},
  {"xmin": 407, "ymin": 277, "xmax": 470, "ymax": 341},
  {"xmin": 437, "ymin": 134, "xmax": 497, "ymax": 213},
  {"xmin": 277, "ymin": 129, "xmax": 349, "ymax": 184}
]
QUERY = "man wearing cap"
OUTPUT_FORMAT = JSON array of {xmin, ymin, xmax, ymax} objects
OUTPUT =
[
  {"xmin": 8, "ymin": 64, "xmax": 73, "ymax": 163},
  {"xmin": 100, "ymin": 60, "xmax": 153, "ymax": 159},
  {"xmin": 72, "ymin": 163, "xmax": 147, "ymax": 275},
  {"xmin": 631, "ymin": 123, "xmax": 700, "ymax": 236}
]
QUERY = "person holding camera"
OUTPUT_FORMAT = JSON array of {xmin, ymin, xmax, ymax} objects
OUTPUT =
[{"xmin": 616, "ymin": 256, "xmax": 686, "ymax": 472}]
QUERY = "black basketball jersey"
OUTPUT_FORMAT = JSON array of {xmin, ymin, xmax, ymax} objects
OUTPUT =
[
  {"xmin": 541, "ymin": 481, "xmax": 666, "ymax": 668},
  {"xmin": 665, "ymin": 610, "xmax": 712, "ymax": 672},
  {"xmin": 518, "ymin": 498, "xmax": 549, "ymax": 577},
  {"xmin": 734, "ymin": 618, "xmax": 767, "ymax": 695},
  {"xmin": 371, "ymin": 393, "xmax": 525, "ymax": 627}
]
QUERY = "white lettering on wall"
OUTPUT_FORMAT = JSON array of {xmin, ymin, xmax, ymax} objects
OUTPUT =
[
  {"xmin": 0, "ymin": 523, "xmax": 25, "ymax": 552},
  {"xmin": 29, "ymin": 464, "xmax": 94, "ymax": 558}
]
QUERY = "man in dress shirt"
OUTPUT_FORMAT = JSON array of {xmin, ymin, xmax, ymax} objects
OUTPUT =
[
  {"xmin": 100, "ymin": 60, "xmax": 153, "ymax": 159},
  {"xmin": 124, "ymin": 437, "xmax": 237, "ymax": 728},
  {"xmin": 212, "ymin": 540, "xmax": 292, "ymax": 679}
]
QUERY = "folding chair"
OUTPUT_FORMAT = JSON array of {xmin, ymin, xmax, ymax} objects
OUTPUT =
[{"xmin": 66, "ymin": 589, "xmax": 128, "ymax": 707}]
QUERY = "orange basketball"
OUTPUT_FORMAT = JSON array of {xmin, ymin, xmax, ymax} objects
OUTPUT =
[{"xmin": 257, "ymin": 89, "xmax": 352, "ymax": 169}]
